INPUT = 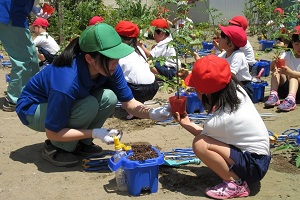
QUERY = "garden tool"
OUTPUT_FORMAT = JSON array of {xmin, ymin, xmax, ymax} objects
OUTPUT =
[
  {"xmin": 163, "ymin": 158, "xmax": 201, "ymax": 167},
  {"xmin": 252, "ymin": 68, "xmax": 264, "ymax": 83},
  {"xmin": 82, "ymin": 150, "xmax": 115, "ymax": 172}
]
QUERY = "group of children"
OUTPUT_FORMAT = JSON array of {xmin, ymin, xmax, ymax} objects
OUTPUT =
[{"xmin": 20, "ymin": 6, "xmax": 300, "ymax": 199}]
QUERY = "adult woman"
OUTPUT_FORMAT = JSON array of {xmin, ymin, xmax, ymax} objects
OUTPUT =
[{"xmin": 16, "ymin": 23, "xmax": 171, "ymax": 167}]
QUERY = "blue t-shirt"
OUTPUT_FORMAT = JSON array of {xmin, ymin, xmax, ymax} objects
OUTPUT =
[
  {"xmin": 0, "ymin": 0, "xmax": 35, "ymax": 28},
  {"xmin": 16, "ymin": 54, "xmax": 133, "ymax": 132}
]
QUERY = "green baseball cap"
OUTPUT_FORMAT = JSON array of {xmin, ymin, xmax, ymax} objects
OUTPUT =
[{"xmin": 79, "ymin": 23, "xmax": 134, "ymax": 59}]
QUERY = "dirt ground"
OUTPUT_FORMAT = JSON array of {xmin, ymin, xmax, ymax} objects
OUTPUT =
[{"xmin": 0, "ymin": 35, "xmax": 300, "ymax": 200}]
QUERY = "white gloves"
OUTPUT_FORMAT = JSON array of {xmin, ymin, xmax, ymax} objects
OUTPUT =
[
  {"xmin": 92, "ymin": 128, "xmax": 123, "ymax": 144},
  {"xmin": 149, "ymin": 104, "xmax": 172, "ymax": 121}
]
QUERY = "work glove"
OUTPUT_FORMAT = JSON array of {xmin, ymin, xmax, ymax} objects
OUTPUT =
[
  {"xmin": 92, "ymin": 128, "xmax": 123, "ymax": 145},
  {"xmin": 149, "ymin": 104, "xmax": 172, "ymax": 121}
]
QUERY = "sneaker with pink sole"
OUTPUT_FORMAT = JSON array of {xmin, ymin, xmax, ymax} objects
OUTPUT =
[
  {"xmin": 277, "ymin": 98, "xmax": 296, "ymax": 112},
  {"xmin": 205, "ymin": 180, "xmax": 250, "ymax": 199}
]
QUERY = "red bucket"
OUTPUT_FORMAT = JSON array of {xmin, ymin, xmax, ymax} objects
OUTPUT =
[{"xmin": 42, "ymin": 3, "xmax": 55, "ymax": 15}]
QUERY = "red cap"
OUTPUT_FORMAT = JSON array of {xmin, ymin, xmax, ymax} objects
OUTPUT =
[
  {"xmin": 229, "ymin": 16, "xmax": 248, "ymax": 30},
  {"xmin": 185, "ymin": 55, "xmax": 231, "ymax": 94},
  {"xmin": 219, "ymin": 25, "xmax": 247, "ymax": 48},
  {"xmin": 89, "ymin": 16, "xmax": 104, "ymax": 26},
  {"xmin": 293, "ymin": 25, "xmax": 300, "ymax": 34},
  {"xmin": 115, "ymin": 20, "xmax": 140, "ymax": 38},
  {"xmin": 150, "ymin": 18, "xmax": 169, "ymax": 29},
  {"xmin": 274, "ymin": 7, "xmax": 284, "ymax": 14},
  {"xmin": 32, "ymin": 18, "xmax": 49, "ymax": 28}
]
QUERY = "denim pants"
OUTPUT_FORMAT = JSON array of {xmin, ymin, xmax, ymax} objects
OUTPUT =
[
  {"xmin": 0, "ymin": 22, "xmax": 39, "ymax": 104},
  {"xmin": 26, "ymin": 88, "xmax": 118, "ymax": 152}
]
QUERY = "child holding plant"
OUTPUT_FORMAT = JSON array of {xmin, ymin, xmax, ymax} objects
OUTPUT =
[
  {"xmin": 264, "ymin": 26, "xmax": 300, "ymax": 111},
  {"xmin": 174, "ymin": 55, "xmax": 271, "ymax": 199},
  {"xmin": 217, "ymin": 25, "xmax": 254, "ymax": 100},
  {"xmin": 140, "ymin": 18, "xmax": 181, "ymax": 80}
]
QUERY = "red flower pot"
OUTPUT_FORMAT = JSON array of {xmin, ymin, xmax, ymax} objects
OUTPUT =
[
  {"xmin": 169, "ymin": 96, "xmax": 187, "ymax": 115},
  {"xmin": 275, "ymin": 59, "xmax": 285, "ymax": 68}
]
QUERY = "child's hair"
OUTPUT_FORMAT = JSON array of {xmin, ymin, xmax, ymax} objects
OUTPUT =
[
  {"xmin": 155, "ymin": 29, "xmax": 170, "ymax": 36},
  {"xmin": 286, "ymin": 34, "xmax": 300, "ymax": 49},
  {"xmin": 201, "ymin": 75, "xmax": 243, "ymax": 113},
  {"xmin": 119, "ymin": 36, "xmax": 147, "ymax": 61},
  {"xmin": 52, "ymin": 37, "xmax": 112, "ymax": 76},
  {"xmin": 220, "ymin": 31, "xmax": 239, "ymax": 51}
]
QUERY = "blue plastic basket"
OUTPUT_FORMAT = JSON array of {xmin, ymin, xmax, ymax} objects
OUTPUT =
[
  {"xmin": 251, "ymin": 81, "xmax": 268, "ymax": 103},
  {"xmin": 108, "ymin": 147, "xmax": 164, "ymax": 196},
  {"xmin": 202, "ymin": 41, "xmax": 214, "ymax": 51},
  {"xmin": 252, "ymin": 60, "xmax": 271, "ymax": 77},
  {"xmin": 177, "ymin": 92, "xmax": 204, "ymax": 114},
  {"xmin": 259, "ymin": 40, "xmax": 275, "ymax": 51}
]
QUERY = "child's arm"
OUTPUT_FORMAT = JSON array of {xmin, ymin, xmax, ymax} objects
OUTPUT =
[
  {"xmin": 174, "ymin": 112, "xmax": 203, "ymax": 136},
  {"xmin": 138, "ymin": 41, "xmax": 152, "ymax": 58}
]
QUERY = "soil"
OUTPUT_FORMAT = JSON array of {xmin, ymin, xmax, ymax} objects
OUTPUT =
[
  {"xmin": 128, "ymin": 144, "xmax": 158, "ymax": 161},
  {"xmin": 0, "ymin": 35, "xmax": 300, "ymax": 200}
]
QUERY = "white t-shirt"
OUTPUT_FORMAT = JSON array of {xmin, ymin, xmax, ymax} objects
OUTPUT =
[
  {"xmin": 280, "ymin": 51, "xmax": 300, "ymax": 71},
  {"xmin": 150, "ymin": 36, "xmax": 181, "ymax": 69},
  {"xmin": 119, "ymin": 46, "xmax": 155, "ymax": 85},
  {"xmin": 174, "ymin": 17, "xmax": 193, "ymax": 31},
  {"xmin": 202, "ymin": 87, "xmax": 270, "ymax": 155},
  {"xmin": 240, "ymin": 40, "xmax": 257, "ymax": 66},
  {"xmin": 219, "ymin": 50, "xmax": 252, "ymax": 82},
  {"xmin": 34, "ymin": 32, "xmax": 60, "ymax": 55}
]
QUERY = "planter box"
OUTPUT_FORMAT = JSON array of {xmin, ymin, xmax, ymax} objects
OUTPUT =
[
  {"xmin": 202, "ymin": 41, "xmax": 214, "ymax": 51},
  {"xmin": 108, "ymin": 147, "xmax": 164, "ymax": 196},
  {"xmin": 259, "ymin": 40, "xmax": 275, "ymax": 51},
  {"xmin": 251, "ymin": 81, "xmax": 268, "ymax": 103},
  {"xmin": 178, "ymin": 92, "xmax": 204, "ymax": 114},
  {"xmin": 252, "ymin": 60, "xmax": 271, "ymax": 77}
]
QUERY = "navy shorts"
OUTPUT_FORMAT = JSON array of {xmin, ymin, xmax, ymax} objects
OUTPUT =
[
  {"xmin": 229, "ymin": 145, "xmax": 271, "ymax": 184},
  {"xmin": 127, "ymin": 81, "xmax": 159, "ymax": 103},
  {"xmin": 278, "ymin": 80, "xmax": 300, "ymax": 100},
  {"xmin": 154, "ymin": 61, "xmax": 176, "ymax": 80}
]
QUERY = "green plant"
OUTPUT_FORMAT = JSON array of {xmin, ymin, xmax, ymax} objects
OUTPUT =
[{"xmin": 274, "ymin": 143, "xmax": 300, "ymax": 168}]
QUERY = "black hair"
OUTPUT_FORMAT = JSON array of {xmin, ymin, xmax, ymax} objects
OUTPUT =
[
  {"xmin": 155, "ymin": 29, "xmax": 170, "ymax": 36},
  {"xmin": 287, "ymin": 34, "xmax": 300, "ymax": 49},
  {"xmin": 120, "ymin": 35, "xmax": 147, "ymax": 61},
  {"xmin": 201, "ymin": 75, "xmax": 243, "ymax": 114},
  {"xmin": 52, "ymin": 37, "xmax": 112, "ymax": 77},
  {"xmin": 220, "ymin": 31, "xmax": 239, "ymax": 51}
]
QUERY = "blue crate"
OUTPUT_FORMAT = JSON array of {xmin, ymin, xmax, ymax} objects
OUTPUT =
[
  {"xmin": 108, "ymin": 147, "xmax": 164, "ymax": 196},
  {"xmin": 202, "ymin": 41, "xmax": 214, "ymax": 51},
  {"xmin": 178, "ymin": 92, "xmax": 204, "ymax": 113},
  {"xmin": 252, "ymin": 60, "xmax": 271, "ymax": 77},
  {"xmin": 251, "ymin": 82, "xmax": 268, "ymax": 103},
  {"xmin": 259, "ymin": 40, "xmax": 275, "ymax": 51}
]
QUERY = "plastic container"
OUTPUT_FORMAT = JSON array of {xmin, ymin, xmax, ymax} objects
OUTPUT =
[
  {"xmin": 169, "ymin": 96, "xmax": 187, "ymax": 115},
  {"xmin": 252, "ymin": 60, "xmax": 271, "ymax": 77},
  {"xmin": 251, "ymin": 81, "xmax": 268, "ymax": 103},
  {"xmin": 259, "ymin": 40, "xmax": 275, "ymax": 51},
  {"xmin": 177, "ymin": 92, "xmax": 204, "ymax": 114},
  {"xmin": 112, "ymin": 137, "xmax": 132, "ymax": 192},
  {"xmin": 108, "ymin": 146, "xmax": 164, "ymax": 196},
  {"xmin": 202, "ymin": 41, "xmax": 214, "ymax": 51}
]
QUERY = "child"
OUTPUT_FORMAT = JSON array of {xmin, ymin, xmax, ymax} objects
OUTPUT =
[
  {"xmin": 140, "ymin": 18, "xmax": 181, "ymax": 80},
  {"xmin": 172, "ymin": 1, "xmax": 194, "ymax": 33},
  {"xmin": 175, "ymin": 55, "xmax": 271, "ymax": 199},
  {"xmin": 264, "ymin": 26, "xmax": 300, "ymax": 111},
  {"xmin": 88, "ymin": 15, "xmax": 104, "ymax": 26},
  {"xmin": 115, "ymin": 20, "xmax": 159, "ymax": 119},
  {"xmin": 32, "ymin": 17, "xmax": 60, "ymax": 67},
  {"xmin": 218, "ymin": 25, "xmax": 254, "ymax": 100},
  {"xmin": 228, "ymin": 16, "xmax": 257, "ymax": 67}
]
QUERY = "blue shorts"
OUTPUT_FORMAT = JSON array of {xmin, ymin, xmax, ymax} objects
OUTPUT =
[
  {"xmin": 229, "ymin": 145, "xmax": 271, "ymax": 184},
  {"xmin": 154, "ymin": 61, "xmax": 176, "ymax": 80}
]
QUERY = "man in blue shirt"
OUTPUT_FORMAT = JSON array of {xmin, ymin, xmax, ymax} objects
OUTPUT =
[{"xmin": 0, "ymin": 0, "xmax": 39, "ymax": 111}]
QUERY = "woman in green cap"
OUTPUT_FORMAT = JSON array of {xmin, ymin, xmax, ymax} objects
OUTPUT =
[{"xmin": 16, "ymin": 23, "xmax": 171, "ymax": 167}]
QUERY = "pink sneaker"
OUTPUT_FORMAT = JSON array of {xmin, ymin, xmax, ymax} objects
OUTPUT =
[{"xmin": 205, "ymin": 181, "xmax": 250, "ymax": 199}]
